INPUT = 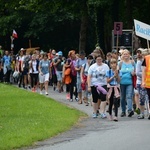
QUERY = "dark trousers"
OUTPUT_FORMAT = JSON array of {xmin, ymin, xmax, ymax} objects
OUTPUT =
[
  {"xmin": 66, "ymin": 84, "xmax": 70, "ymax": 93},
  {"xmin": 30, "ymin": 73, "xmax": 39, "ymax": 88},
  {"xmin": 108, "ymin": 87, "xmax": 119, "ymax": 117},
  {"xmin": 70, "ymin": 75, "xmax": 77, "ymax": 99},
  {"xmin": 4, "ymin": 69, "xmax": 11, "ymax": 83},
  {"xmin": 0, "ymin": 69, "xmax": 4, "ymax": 82}
]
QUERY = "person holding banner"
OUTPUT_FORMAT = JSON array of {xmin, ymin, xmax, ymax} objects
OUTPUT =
[{"xmin": 141, "ymin": 49, "xmax": 150, "ymax": 119}]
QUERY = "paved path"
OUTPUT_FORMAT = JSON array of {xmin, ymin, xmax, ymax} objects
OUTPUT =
[{"xmin": 26, "ymin": 87, "xmax": 150, "ymax": 150}]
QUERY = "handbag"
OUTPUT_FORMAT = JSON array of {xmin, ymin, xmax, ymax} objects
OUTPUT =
[
  {"xmin": 64, "ymin": 67, "xmax": 71, "ymax": 76},
  {"xmin": 132, "ymin": 74, "xmax": 137, "ymax": 88}
]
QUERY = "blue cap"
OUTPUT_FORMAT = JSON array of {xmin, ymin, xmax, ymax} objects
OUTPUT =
[{"xmin": 57, "ymin": 51, "xmax": 63, "ymax": 56}]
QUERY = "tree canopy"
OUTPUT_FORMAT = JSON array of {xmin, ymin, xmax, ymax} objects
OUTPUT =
[{"xmin": 0, "ymin": 0, "xmax": 150, "ymax": 55}]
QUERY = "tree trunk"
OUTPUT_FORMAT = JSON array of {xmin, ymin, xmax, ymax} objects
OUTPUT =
[
  {"xmin": 125, "ymin": 0, "xmax": 132, "ymax": 28},
  {"xmin": 79, "ymin": 6, "xmax": 88, "ymax": 53}
]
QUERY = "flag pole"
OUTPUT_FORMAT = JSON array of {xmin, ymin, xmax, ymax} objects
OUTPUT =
[{"xmin": 10, "ymin": 36, "xmax": 14, "ymax": 51}]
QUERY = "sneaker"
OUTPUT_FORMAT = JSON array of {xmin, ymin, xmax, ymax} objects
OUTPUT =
[
  {"xmin": 69, "ymin": 99, "xmax": 73, "ymax": 102},
  {"xmin": 113, "ymin": 116, "xmax": 118, "ymax": 122},
  {"xmin": 121, "ymin": 112, "xmax": 126, "ymax": 117},
  {"xmin": 101, "ymin": 113, "xmax": 107, "ymax": 119},
  {"xmin": 32, "ymin": 88, "xmax": 36, "ymax": 92},
  {"xmin": 137, "ymin": 114, "xmax": 144, "ymax": 119},
  {"xmin": 45, "ymin": 92, "xmax": 48, "ymax": 95},
  {"xmin": 92, "ymin": 113, "xmax": 97, "ymax": 118},
  {"xmin": 53, "ymin": 86, "xmax": 56, "ymax": 91},
  {"xmin": 128, "ymin": 110, "xmax": 134, "ymax": 117},
  {"xmin": 85, "ymin": 102, "xmax": 89, "ymax": 106},
  {"xmin": 66, "ymin": 94, "xmax": 70, "ymax": 100},
  {"xmin": 40, "ymin": 91, "xmax": 43, "ymax": 95},
  {"xmin": 75, "ymin": 98, "xmax": 78, "ymax": 102}
]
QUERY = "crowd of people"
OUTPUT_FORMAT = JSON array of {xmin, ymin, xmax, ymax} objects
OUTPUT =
[{"xmin": 0, "ymin": 45, "xmax": 150, "ymax": 122}]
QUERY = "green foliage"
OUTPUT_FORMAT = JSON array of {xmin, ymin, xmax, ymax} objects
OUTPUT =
[
  {"xmin": 0, "ymin": 84, "xmax": 85, "ymax": 150},
  {"xmin": 0, "ymin": 0, "xmax": 150, "ymax": 52}
]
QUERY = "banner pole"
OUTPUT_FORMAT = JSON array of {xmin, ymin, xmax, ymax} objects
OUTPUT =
[
  {"xmin": 147, "ymin": 40, "xmax": 149, "ymax": 49},
  {"xmin": 116, "ymin": 31, "xmax": 119, "ymax": 52}
]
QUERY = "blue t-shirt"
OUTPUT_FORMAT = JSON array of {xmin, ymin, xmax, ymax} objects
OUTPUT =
[
  {"xmin": 119, "ymin": 62, "xmax": 135, "ymax": 85},
  {"xmin": 3, "ymin": 55, "xmax": 11, "ymax": 70},
  {"xmin": 75, "ymin": 57, "xmax": 87, "ymax": 77},
  {"xmin": 39, "ymin": 60, "xmax": 50, "ymax": 75},
  {"xmin": 106, "ymin": 69, "xmax": 122, "ymax": 86}
]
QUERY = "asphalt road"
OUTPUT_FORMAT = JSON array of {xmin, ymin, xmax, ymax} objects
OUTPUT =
[{"xmin": 25, "ymin": 86, "xmax": 150, "ymax": 150}]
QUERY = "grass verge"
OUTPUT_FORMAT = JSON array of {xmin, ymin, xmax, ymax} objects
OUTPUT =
[{"xmin": 0, "ymin": 84, "xmax": 86, "ymax": 150}]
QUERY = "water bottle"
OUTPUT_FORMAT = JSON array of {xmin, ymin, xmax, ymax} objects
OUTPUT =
[{"xmin": 87, "ymin": 92, "xmax": 92, "ymax": 105}]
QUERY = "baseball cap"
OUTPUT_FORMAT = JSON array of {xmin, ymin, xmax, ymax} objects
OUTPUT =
[
  {"xmin": 20, "ymin": 48, "xmax": 25, "ymax": 51},
  {"xmin": 111, "ymin": 49, "xmax": 117, "ymax": 53},
  {"xmin": 79, "ymin": 51, "xmax": 86, "ymax": 55},
  {"xmin": 57, "ymin": 51, "xmax": 63, "ymax": 56},
  {"xmin": 136, "ymin": 48, "xmax": 143, "ymax": 53}
]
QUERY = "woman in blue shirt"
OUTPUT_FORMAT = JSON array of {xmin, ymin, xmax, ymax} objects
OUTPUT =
[{"xmin": 119, "ymin": 50, "xmax": 135, "ymax": 117}]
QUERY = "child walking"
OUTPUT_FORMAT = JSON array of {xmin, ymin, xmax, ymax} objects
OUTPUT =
[{"xmin": 106, "ymin": 58, "xmax": 121, "ymax": 121}]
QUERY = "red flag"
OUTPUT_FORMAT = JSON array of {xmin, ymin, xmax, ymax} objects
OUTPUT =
[{"xmin": 12, "ymin": 30, "xmax": 18, "ymax": 38}]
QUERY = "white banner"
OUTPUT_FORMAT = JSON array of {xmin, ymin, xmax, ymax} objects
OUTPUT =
[{"xmin": 134, "ymin": 19, "xmax": 150, "ymax": 40}]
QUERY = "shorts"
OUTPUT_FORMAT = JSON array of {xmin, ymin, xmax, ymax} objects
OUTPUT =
[
  {"xmin": 22, "ymin": 68, "xmax": 28, "ymax": 75},
  {"xmin": 91, "ymin": 85, "xmax": 107, "ymax": 103},
  {"xmin": 56, "ymin": 71, "xmax": 62, "ymax": 82},
  {"xmin": 137, "ymin": 84, "xmax": 149, "ymax": 106},
  {"xmin": 39, "ymin": 73, "xmax": 49, "ymax": 83}
]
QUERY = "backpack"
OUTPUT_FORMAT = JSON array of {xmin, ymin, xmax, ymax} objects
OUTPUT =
[{"xmin": 24, "ymin": 56, "xmax": 30, "ymax": 70}]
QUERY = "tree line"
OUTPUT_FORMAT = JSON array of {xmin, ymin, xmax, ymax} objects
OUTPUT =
[{"xmin": 0, "ymin": 0, "xmax": 149, "ymax": 56}]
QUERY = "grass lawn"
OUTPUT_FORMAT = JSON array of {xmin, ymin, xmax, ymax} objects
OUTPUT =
[{"xmin": 0, "ymin": 84, "xmax": 86, "ymax": 150}]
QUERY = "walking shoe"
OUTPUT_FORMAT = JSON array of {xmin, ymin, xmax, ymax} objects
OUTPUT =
[
  {"xmin": 69, "ymin": 99, "xmax": 73, "ymax": 102},
  {"xmin": 85, "ymin": 102, "xmax": 89, "ymax": 106},
  {"xmin": 137, "ymin": 114, "xmax": 144, "ymax": 119},
  {"xmin": 53, "ymin": 86, "xmax": 56, "ymax": 91},
  {"xmin": 40, "ymin": 91, "xmax": 43, "ymax": 95},
  {"xmin": 92, "ymin": 113, "xmax": 97, "ymax": 118},
  {"xmin": 45, "ymin": 92, "xmax": 48, "ymax": 95},
  {"xmin": 66, "ymin": 94, "xmax": 70, "ymax": 100},
  {"xmin": 101, "ymin": 113, "xmax": 107, "ymax": 119},
  {"xmin": 75, "ymin": 97, "xmax": 78, "ymax": 102},
  {"xmin": 113, "ymin": 116, "xmax": 118, "ymax": 122},
  {"xmin": 128, "ymin": 110, "xmax": 134, "ymax": 117},
  {"xmin": 121, "ymin": 112, "xmax": 126, "ymax": 117}
]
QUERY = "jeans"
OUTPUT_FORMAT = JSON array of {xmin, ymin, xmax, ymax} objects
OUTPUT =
[{"xmin": 120, "ymin": 84, "xmax": 134, "ymax": 112}]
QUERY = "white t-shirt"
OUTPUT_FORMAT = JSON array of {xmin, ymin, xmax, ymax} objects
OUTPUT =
[
  {"xmin": 88, "ymin": 63, "xmax": 109, "ymax": 86},
  {"xmin": 29, "ymin": 60, "xmax": 39, "ymax": 74}
]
